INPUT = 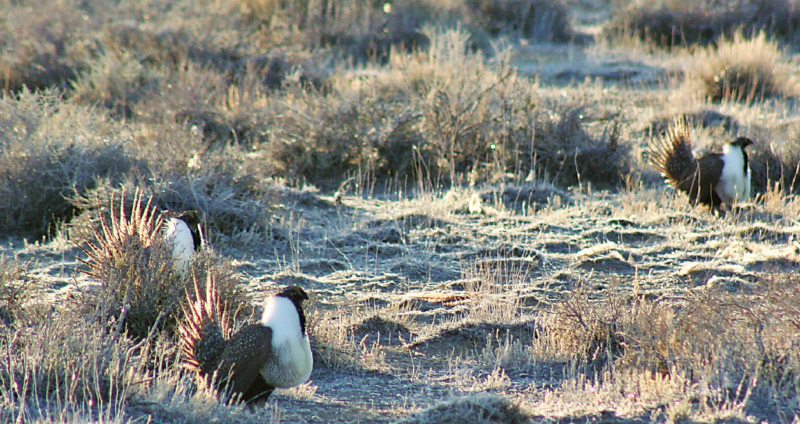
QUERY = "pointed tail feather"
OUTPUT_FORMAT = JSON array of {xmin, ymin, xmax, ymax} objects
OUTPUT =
[
  {"xmin": 648, "ymin": 119, "xmax": 700, "ymax": 196},
  {"xmin": 179, "ymin": 271, "xmax": 228, "ymax": 375}
]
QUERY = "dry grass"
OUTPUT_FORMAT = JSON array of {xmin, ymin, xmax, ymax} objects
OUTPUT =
[
  {"xmin": 3, "ymin": 0, "xmax": 800, "ymax": 422},
  {"xmin": 0, "ymin": 256, "xmax": 37, "ymax": 326},
  {"xmin": 0, "ymin": 309, "xmax": 140, "ymax": 423},
  {"xmin": 0, "ymin": 90, "xmax": 137, "ymax": 237},
  {"xmin": 605, "ymin": 0, "xmax": 800, "ymax": 49},
  {"xmin": 525, "ymin": 271, "xmax": 800, "ymax": 421},
  {"xmin": 685, "ymin": 32, "xmax": 799, "ymax": 104},
  {"xmin": 397, "ymin": 392, "xmax": 529, "ymax": 424}
]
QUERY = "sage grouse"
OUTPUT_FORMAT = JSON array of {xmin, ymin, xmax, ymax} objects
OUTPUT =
[
  {"xmin": 180, "ymin": 278, "xmax": 313, "ymax": 405},
  {"xmin": 163, "ymin": 210, "xmax": 202, "ymax": 274},
  {"xmin": 649, "ymin": 120, "xmax": 752, "ymax": 212}
]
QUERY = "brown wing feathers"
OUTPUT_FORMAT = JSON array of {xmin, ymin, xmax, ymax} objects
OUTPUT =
[{"xmin": 220, "ymin": 324, "xmax": 275, "ymax": 402}]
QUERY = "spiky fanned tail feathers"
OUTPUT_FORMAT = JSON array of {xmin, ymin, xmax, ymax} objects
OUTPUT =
[
  {"xmin": 649, "ymin": 120, "xmax": 703, "ymax": 200},
  {"xmin": 179, "ymin": 272, "xmax": 230, "ymax": 376}
]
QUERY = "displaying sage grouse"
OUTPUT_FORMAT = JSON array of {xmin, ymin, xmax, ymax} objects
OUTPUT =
[
  {"xmin": 179, "ymin": 278, "xmax": 313, "ymax": 406},
  {"xmin": 649, "ymin": 120, "xmax": 752, "ymax": 212},
  {"xmin": 163, "ymin": 210, "xmax": 202, "ymax": 274}
]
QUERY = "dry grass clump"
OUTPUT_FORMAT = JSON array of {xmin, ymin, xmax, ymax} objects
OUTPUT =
[
  {"xmin": 462, "ymin": 256, "xmax": 531, "ymax": 323},
  {"xmin": 523, "ymin": 102, "xmax": 627, "ymax": 189},
  {"xmin": 605, "ymin": 0, "xmax": 800, "ymax": 49},
  {"xmin": 618, "ymin": 274, "xmax": 800, "ymax": 418},
  {"xmin": 685, "ymin": 32, "xmax": 799, "ymax": 104},
  {"xmin": 539, "ymin": 273, "xmax": 800, "ymax": 419},
  {"xmin": 306, "ymin": 304, "xmax": 393, "ymax": 373},
  {"xmin": 265, "ymin": 27, "xmax": 629, "ymax": 188},
  {"xmin": 0, "ymin": 309, "xmax": 142, "ymax": 423},
  {"xmin": 0, "ymin": 257, "xmax": 36, "ymax": 326},
  {"xmin": 0, "ymin": 89, "xmax": 139, "ymax": 237},
  {"xmin": 397, "ymin": 393, "xmax": 530, "ymax": 424},
  {"xmin": 542, "ymin": 280, "xmax": 626, "ymax": 366},
  {"xmin": 76, "ymin": 189, "xmax": 246, "ymax": 340},
  {"xmin": 0, "ymin": 0, "xmax": 94, "ymax": 93}
]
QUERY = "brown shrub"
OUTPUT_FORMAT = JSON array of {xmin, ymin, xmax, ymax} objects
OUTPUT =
[
  {"xmin": 686, "ymin": 32, "xmax": 798, "ymax": 104},
  {"xmin": 263, "ymin": 28, "xmax": 629, "ymax": 189},
  {"xmin": 71, "ymin": 50, "xmax": 157, "ymax": 119},
  {"xmin": 0, "ymin": 0, "xmax": 94, "ymax": 93},
  {"xmin": 464, "ymin": 0, "xmax": 573, "ymax": 42},
  {"xmin": 606, "ymin": 0, "xmax": 800, "ymax": 49},
  {"xmin": 0, "ymin": 90, "xmax": 139, "ymax": 237}
]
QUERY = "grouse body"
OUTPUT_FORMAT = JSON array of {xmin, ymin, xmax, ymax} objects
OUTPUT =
[
  {"xmin": 163, "ymin": 210, "xmax": 202, "ymax": 274},
  {"xmin": 649, "ymin": 120, "xmax": 752, "ymax": 211},
  {"xmin": 180, "ymin": 280, "xmax": 313, "ymax": 405}
]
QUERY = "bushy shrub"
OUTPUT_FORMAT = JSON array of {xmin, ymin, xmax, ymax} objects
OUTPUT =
[
  {"xmin": 71, "ymin": 50, "xmax": 156, "ymax": 118},
  {"xmin": 263, "ymin": 27, "xmax": 630, "ymax": 189},
  {"xmin": 686, "ymin": 32, "xmax": 798, "ymax": 104},
  {"xmin": 464, "ymin": 0, "xmax": 573, "ymax": 42},
  {"xmin": 0, "ymin": 0, "xmax": 95, "ymax": 93},
  {"xmin": 0, "ymin": 90, "xmax": 138, "ymax": 237},
  {"xmin": 0, "ymin": 257, "xmax": 36, "ymax": 325},
  {"xmin": 605, "ymin": 0, "xmax": 800, "ymax": 49},
  {"xmin": 0, "ymin": 310, "xmax": 140, "ymax": 420}
]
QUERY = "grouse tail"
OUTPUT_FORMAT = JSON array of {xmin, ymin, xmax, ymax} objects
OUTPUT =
[
  {"xmin": 179, "ymin": 272, "xmax": 229, "ymax": 376},
  {"xmin": 648, "ymin": 119, "xmax": 699, "ymax": 196}
]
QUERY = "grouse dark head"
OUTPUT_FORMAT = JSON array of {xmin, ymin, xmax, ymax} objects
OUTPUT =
[
  {"xmin": 278, "ymin": 285, "xmax": 310, "ymax": 302},
  {"xmin": 730, "ymin": 137, "xmax": 753, "ymax": 149},
  {"xmin": 175, "ymin": 210, "xmax": 202, "ymax": 250}
]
